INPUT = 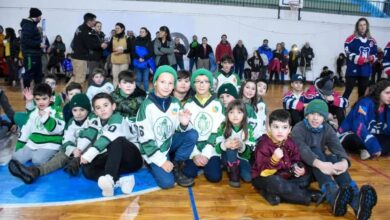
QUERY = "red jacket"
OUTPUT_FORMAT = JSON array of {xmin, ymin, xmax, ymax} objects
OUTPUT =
[
  {"xmin": 215, "ymin": 42, "xmax": 233, "ymax": 63},
  {"xmin": 251, "ymin": 134, "xmax": 302, "ymax": 179}
]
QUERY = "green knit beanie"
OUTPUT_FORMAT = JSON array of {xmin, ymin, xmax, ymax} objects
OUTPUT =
[
  {"xmin": 304, "ymin": 99, "xmax": 328, "ymax": 119},
  {"xmin": 191, "ymin": 68, "xmax": 214, "ymax": 90},
  {"xmin": 153, "ymin": 65, "xmax": 178, "ymax": 86},
  {"xmin": 70, "ymin": 93, "xmax": 91, "ymax": 113},
  {"xmin": 217, "ymin": 83, "xmax": 238, "ymax": 99}
]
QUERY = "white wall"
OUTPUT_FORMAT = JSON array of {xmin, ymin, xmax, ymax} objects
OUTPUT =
[{"xmin": 1, "ymin": 0, "xmax": 390, "ymax": 80}]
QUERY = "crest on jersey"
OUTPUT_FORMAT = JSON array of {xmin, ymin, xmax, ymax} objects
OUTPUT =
[
  {"xmin": 194, "ymin": 112, "xmax": 212, "ymax": 137},
  {"xmin": 171, "ymin": 108, "xmax": 178, "ymax": 116},
  {"xmin": 359, "ymin": 46, "xmax": 370, "ymax": 58},
  {"xmin": 153, "ymin": 116, "xmax": 173, "ymax": 141},
  {"xmin": 358, "ymin": 105, "xmax": 367, "ymax": 116}
]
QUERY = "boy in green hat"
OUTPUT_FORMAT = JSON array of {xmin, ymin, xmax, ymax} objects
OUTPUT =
[{"xmin": 291, "ymin": 99, "xmax": 377, "ymax": 220}]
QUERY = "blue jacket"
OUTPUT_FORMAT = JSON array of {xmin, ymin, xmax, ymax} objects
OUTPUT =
[
  {"xmin": 338, "ymin": 97, "xmax": 390, "ymax": 154},
  {"xmin": 62, "ymin": 58, "xmax": 73, "ymax": 72},
  {"xmin": 383, "ymin": 42, "xmax": 390, "ymax": 77},
  {"xmin": 344, "ymin": 34, "xmax": 378, "ymax": 77},
  {"xmin": 258, "ymin": 45, "xmax": 273, "ymax": 64}
]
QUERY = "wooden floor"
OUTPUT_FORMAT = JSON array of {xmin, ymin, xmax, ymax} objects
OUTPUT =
[{"xmin": 0, "ymin": 80, "xmax": 389, "ymax": 220}]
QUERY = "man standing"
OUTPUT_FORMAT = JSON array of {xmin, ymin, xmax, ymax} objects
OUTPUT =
[
  {"xmin": 20, "ymin": 8, "xmax": 45, "ymax": 88},
  {"xmin": 70, "ymin": 13, "xmax": 107, "ymax": 86},
  {"xmin": 173, "ymin": 37, "xmax": 187, "ymax": 71},
  {"xmin": 215, "ymin": 34, "xmax": 233, "ymax": 64}
]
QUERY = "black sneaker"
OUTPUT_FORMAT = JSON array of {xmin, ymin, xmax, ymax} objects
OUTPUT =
[
  {"xmin": 332, "ymin": 186, "xmax": 353, "ymax": 216},
  {"xmin": 8, "ymin": 159, "xmax": 40, "ymax": 184},
  {"xmin": 356, "ymin": 185, "xmax": 377, "ymax": 220},
  {"xmin": 173, "ymin": 161, "xmax": 194, "ymax": 187}
]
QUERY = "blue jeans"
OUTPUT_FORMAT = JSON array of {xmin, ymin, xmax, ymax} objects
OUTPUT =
[
  {"xmin": 235, "ymin": 62, "xmax": 245, "ymax": 79},
  {"xmin": 310, "ymin": 147, "xmax": 353, "ymax": 189},
  {"xmin": 183, "ymin": 156, "xmax": 222, "ymax": 183},
  {"xmin": 173, "ymin": 59, "xmax": 184, "ymax": 71},
  {"xmin": 223, "ymin": 149, "xmax": 251, "ymax": 182},
  {"xmin": 149, "ymin": 129, "xmax": 198, "ymax": 189},
  {"xmin": 189, "ymin": 57, "xmax": 197, "ymax": 73},
  {"xmin": 135, "ymin": 68, "xmax": 150, "ymax": 92}
]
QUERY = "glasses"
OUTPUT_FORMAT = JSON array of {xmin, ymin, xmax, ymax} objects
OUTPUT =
[{"xmin": 194, "ymin": 80, "xmax": 210, "ymax": 85}]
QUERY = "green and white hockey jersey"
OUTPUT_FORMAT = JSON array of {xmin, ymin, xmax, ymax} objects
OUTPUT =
[
  {"xmin": 215, "ymin": 70, "xmax": 241, "ymax": 91},
  {"xmin": 245, "ymin": 103, "xmax": 263, "ymax": 140},
  {"xmin": 215, "ymin": 123, "xmax": 256, "ymax": 161},
  {"xmin": 25, "ymin": 92, "xmax": 63, "ymax": 111},
  {"xmin": 184, "ymin": 95, "xmax": 225, "ymax": 159},
  {"xmin": 80, "ymin": 112, "xmax": 136, "ymax": 162},
  {"xmin": 62, "ymin": 114, "xmax": 94, "ymax": 157},
  {"xmin": 86, "ymin": 82, "xmax": 115, "ymax": 101},
  {"xmin": 136, "ymin": 96, "xmax": 191, "ymax": 166},
  {"xmin": 256, "ymin": 99, "xmax": 267, "ymax": 137},
  {"xmin": 16, "ymin": 105, "xmax": 65, "ymax": 151}
]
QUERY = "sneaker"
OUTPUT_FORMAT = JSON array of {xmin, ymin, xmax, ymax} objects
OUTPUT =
[
  {"xmin": 360, "ymin": 150, "xmax": 371, "ymax": 160},
  {"xmin": 98, "ymin": 174, "xmax": 115, "ymax": 197},
  {"xmin": 227, "ymin": 161, "xmax": 240, "ymax": 188},
  {"xmin": 356, "ymin": 185, "xmax": 377, "ymax": 220},
  {"xmin": 261, "ymin": 190, "xmax": 280, "ymax": 206},
  {"xmin": 173, "ymin": 161, "xmax": 194, "ymax": 187},
  {"xmin": 332, "ymin": 186, "xmax": 353, "ymax": 216},
  {"xmin": 8, "ymin": 159, "xmax": 40, "ymax": 184},
  {"xmin": 116, "ymin": 175, "xmax": 135, "ymax": 194}
]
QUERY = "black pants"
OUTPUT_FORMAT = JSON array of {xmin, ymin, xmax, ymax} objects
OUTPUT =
[
  {"xmin": 343, "ymin": 76, "xmax": 370, "ymax": 99},
  {"xmin": 342, "ymin": 133, "xmax": 390, "ymax": 155},
  {"xmin": 252, "ymin": 174, "xmax": 312, "ymax": 205},
  {"xmin": 288, "ymin": 109, "xmax": 304, "ymax": 127},
  {"xmin": 288, "ymin": 64, "xmax": 298, "ymax": 79},
  {"xmin": 328, "ymin": 104, "xmax": 345, "ymax": 125},
  {"xmin": 23, "ymin": 55, "xmax": 43, "ymax": 88},
  {"xmin": 83, "ymin": 137, "xmax": 143, "ymax": 181}
]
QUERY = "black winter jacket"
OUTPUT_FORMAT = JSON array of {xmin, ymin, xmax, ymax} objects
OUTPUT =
[
  {"xmin": 71, "ymin": 23, "xmax": 102, "ymax": 60},
  {"xmin": 20, "ymin": 18, "xmax": 41, "ymax": 57}
]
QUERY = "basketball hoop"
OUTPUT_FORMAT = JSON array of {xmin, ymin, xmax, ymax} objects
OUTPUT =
[{"xmin": 288, "ymin": 1, "xmax": 300, "ymax": 11}]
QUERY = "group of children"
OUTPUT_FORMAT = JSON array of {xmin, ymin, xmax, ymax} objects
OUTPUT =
[{"xmin": 5, "ymin": 54, "xmax": 384, "ymax": 219}]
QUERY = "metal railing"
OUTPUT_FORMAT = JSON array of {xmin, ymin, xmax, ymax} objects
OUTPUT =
[{"xmin": 134, "ymin": 0, "xmax": 390, "ymax": 17}]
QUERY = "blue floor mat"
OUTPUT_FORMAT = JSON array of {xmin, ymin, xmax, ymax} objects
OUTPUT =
[{"xmin": 0, "ymin": 166, "xmax": 158, "ymax": 207}]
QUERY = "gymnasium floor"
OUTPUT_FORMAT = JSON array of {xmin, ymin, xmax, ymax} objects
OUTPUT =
[{"xmin": 0, "ymin": 80, "xmax": 389, "ymax": 220}]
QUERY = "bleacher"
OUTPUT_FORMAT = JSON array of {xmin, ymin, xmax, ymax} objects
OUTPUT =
[{"xmin": 137, "ymin": 0, "xmax": 390, "ymax": 17}]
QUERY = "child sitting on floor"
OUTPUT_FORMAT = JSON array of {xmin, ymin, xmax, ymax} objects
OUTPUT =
[
  {"xmin": 8, "ymin": 93, "xmax": 92, "ymax": 184},
  {"xmin": 216, "ymin": 99, "xmax": 255, "ymax": 188},
  {"xmin": 283, "ymin": 74, "xmax": 306, "ymax": 126},
  {"xmin": 291, "ymin": 99, "xmax": 377, "ymax": 219},
  {"xmin": 252, "ymin": 109, "xmax": 320, "ymax": 206},
  {"xmin": 86, "ymin": 68, "xmax": 114, "ymax": 101}
]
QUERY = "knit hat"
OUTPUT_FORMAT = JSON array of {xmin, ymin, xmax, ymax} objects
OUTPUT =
[
  {"xmin": 291, "ymin": 74, "xmax": 303, "ymax": 82},
  {"xmin": 315, "ymin": 76, "xmax": 334, "ymax": 96},
  {"xmin": 217, "ymin": 83, "xmax": 238, "ymax": 99},
  {"xmin": 191, "ymin": 68, "xmax": 213, "ymax": 89},
  {"xmin": 304, "ymin": 99, "xmax": 328, "ymax": 119},
  {"xmin": 29, "ymin": 8, "xmax": 42, "ymax": 18},
  {"xmin": 70, "ymin": 94, "xmax": 91, "ymax": 113},
  {"xmin": 153, "ymin": 65, "xmax": 177, "ymax": 86}
]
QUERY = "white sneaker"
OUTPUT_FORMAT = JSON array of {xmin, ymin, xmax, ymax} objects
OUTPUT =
[
  {"xmin": 360, "ymin": 149, "xmax": 371, "ymax": 160},
  {"xmin": 116, "ymin": 175, "xmax": 135, "ymax": 194},
  {"xmin": 98, "ymin": 174, "xmax": 115, "ymax": 197}
]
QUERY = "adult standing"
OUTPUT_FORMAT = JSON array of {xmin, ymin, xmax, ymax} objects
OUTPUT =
[
  {"xmin": 108, "ymin": 22, "xmax": 132, "ymax": 86},
  {"xmin": 384, "ymin": 42, "xmax": 390, "ymax": 78},
  {"xmin": 343, "ymin": 17, "xmax": 377, "ymax": 99},
  {"xmin": 173, "ymin": 37, "xmax": 187, "ymax": 71},
  {"xmin": 288, "ymin": 44, "xmax": 301, "ymax": 79},
  {"xmin": 187, "ymin": 35, "xmax": 198, "ymax": 73},
  {"xmin": 88, "ymin": 21, "xmax": 105, "ymax": 76},
  {"xmin": 154, "ymin": 26, "xmax": 176, "ymax": 68},
  {"xmin": 4, "ymin": 28, "xmax": 20, "ymax": 86},
  {"xmin": 299, "ymin": 42, "xmax": 315, "ymax": 81},
  {"xmin": 0, "ymin": 26, "xmax": 4, "ymax": 76},
  {"xmin": 196, "ymin": 37, "xmax": 213, "ymax": 70},
  {"xmin": 20, "ymin": 8, "xmax": 45, "ymax": 88},
  {"xmin": 133, "ymin": 27, "xmax": 154, "ymax": 92},
  {"xmin": 70, "ymin": 13, "xmax": 107, "ymax": 87},
  {"xmin": 233, "ymin": 40, "xmax": 248, "ymax": 79},
  {"xmin": 258, "ymin": 39, "xmax": 273, "ymax": 80},
  {"xmin": 47, "ymin": 35, "xmax": 65, "ymax": 74},
  {"xmin": 215, "ymin": 34, "xmax": 233, "ymax": 65}
]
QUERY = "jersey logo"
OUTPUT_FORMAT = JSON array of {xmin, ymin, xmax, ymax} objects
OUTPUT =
[
  {"xmin": 153, "ymin": 116, "xmax": 173, "ymax": 142},
  {"xmin": 194, "ymin": 112, "xmax": 212, "ymax": 137},
  {"xmin": 212, "ymin": 106, "xmax": 219, "ymax": 113},
  {"xmin": 358, "ymin": 105, "xmax": 367, "ymax": 116},
  {"xmin": 171, "ymin": 108, "xmax": 178, "ymax": 116},
  {"xmin": 359, "ymin": 46, "xmax": 370, "ymax": 58}
]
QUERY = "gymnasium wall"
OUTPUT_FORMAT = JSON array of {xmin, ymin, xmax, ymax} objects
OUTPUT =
[{"xmin": 1, "ymin": 0, "xmax": 389, "ymax": 80}]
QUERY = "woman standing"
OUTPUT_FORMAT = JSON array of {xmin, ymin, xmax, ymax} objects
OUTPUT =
[
  {"xmin": 288, "ymin": 44, "xmax": 300, "ymax": 80},
  {"xmin": 4, "ymin": 27, "xmax": 20, "ymax": 86},
  {"xmin": 109, "ymin": 22, "xmax": 132, "ymax": 86},
  {"xmin": 133, "ymin": 27, "xmax": 155, "ymax": 92},
  {"xmin": 343, "ymin": 18, "xmax": 377, "ymax": 99},
  {"xmin": 47, "ymin": 35, "xmax": 66, "ymax": 74},
  {"xmin": 196, "ymin": 37, "xmax": 213, "ymax": 70},
  {"xmin": 154, "ymin": 26, "xmax": 176, "ymax": 68}
]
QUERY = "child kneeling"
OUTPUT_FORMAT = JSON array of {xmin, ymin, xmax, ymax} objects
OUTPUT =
[{"xmin": 252, "ymin": 109, "xmax": 320, "ymax": 205}]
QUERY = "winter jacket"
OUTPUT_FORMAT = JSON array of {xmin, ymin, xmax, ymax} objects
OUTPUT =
[
  {"xmin": 20, "ymin": 18, "xmax": 42, "ymax": 57},
  {"xmin": 215, "ymin": 41, "xmax": 233, "ymax": 63},
  {"xmin": 196, "ymin": 44, "xmax": 213, "ymax": 59},
  {"xmin": 187, "ymin": 40, "xmax": 199, "ymax": 58},
  {"xmin": 300, "ymin": 46, "xmax": 315, "ymax": 67},
  {"xmin": 154, "ymin": 39, "xmax": 176, "ymax": 66},
  {"xmin": 258, "ymin": 45, "xmax": 273, "ymax": 65},
  {"xmin": 133, "ymin": 36, "xmax": 155, "ymax": 71},
  {"xmin": 71, "ymin": 23, "xmax": 102, "ymax": 61},
  {"xmin": 233, "ymin": 45, "xmax": 248, "ymax": 64},
  {"xmin": 174, "ymin": 43, "xmax": 187, "ymax": 62}
]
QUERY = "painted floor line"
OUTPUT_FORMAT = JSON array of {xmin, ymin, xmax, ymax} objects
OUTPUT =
[
  {"xmin": 352, "ymin": 156, "xmax": 390, "ymax": 181},
  {"xmin": 188, "ymin": 187, "xmax": 199, "ymax": 220}
]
